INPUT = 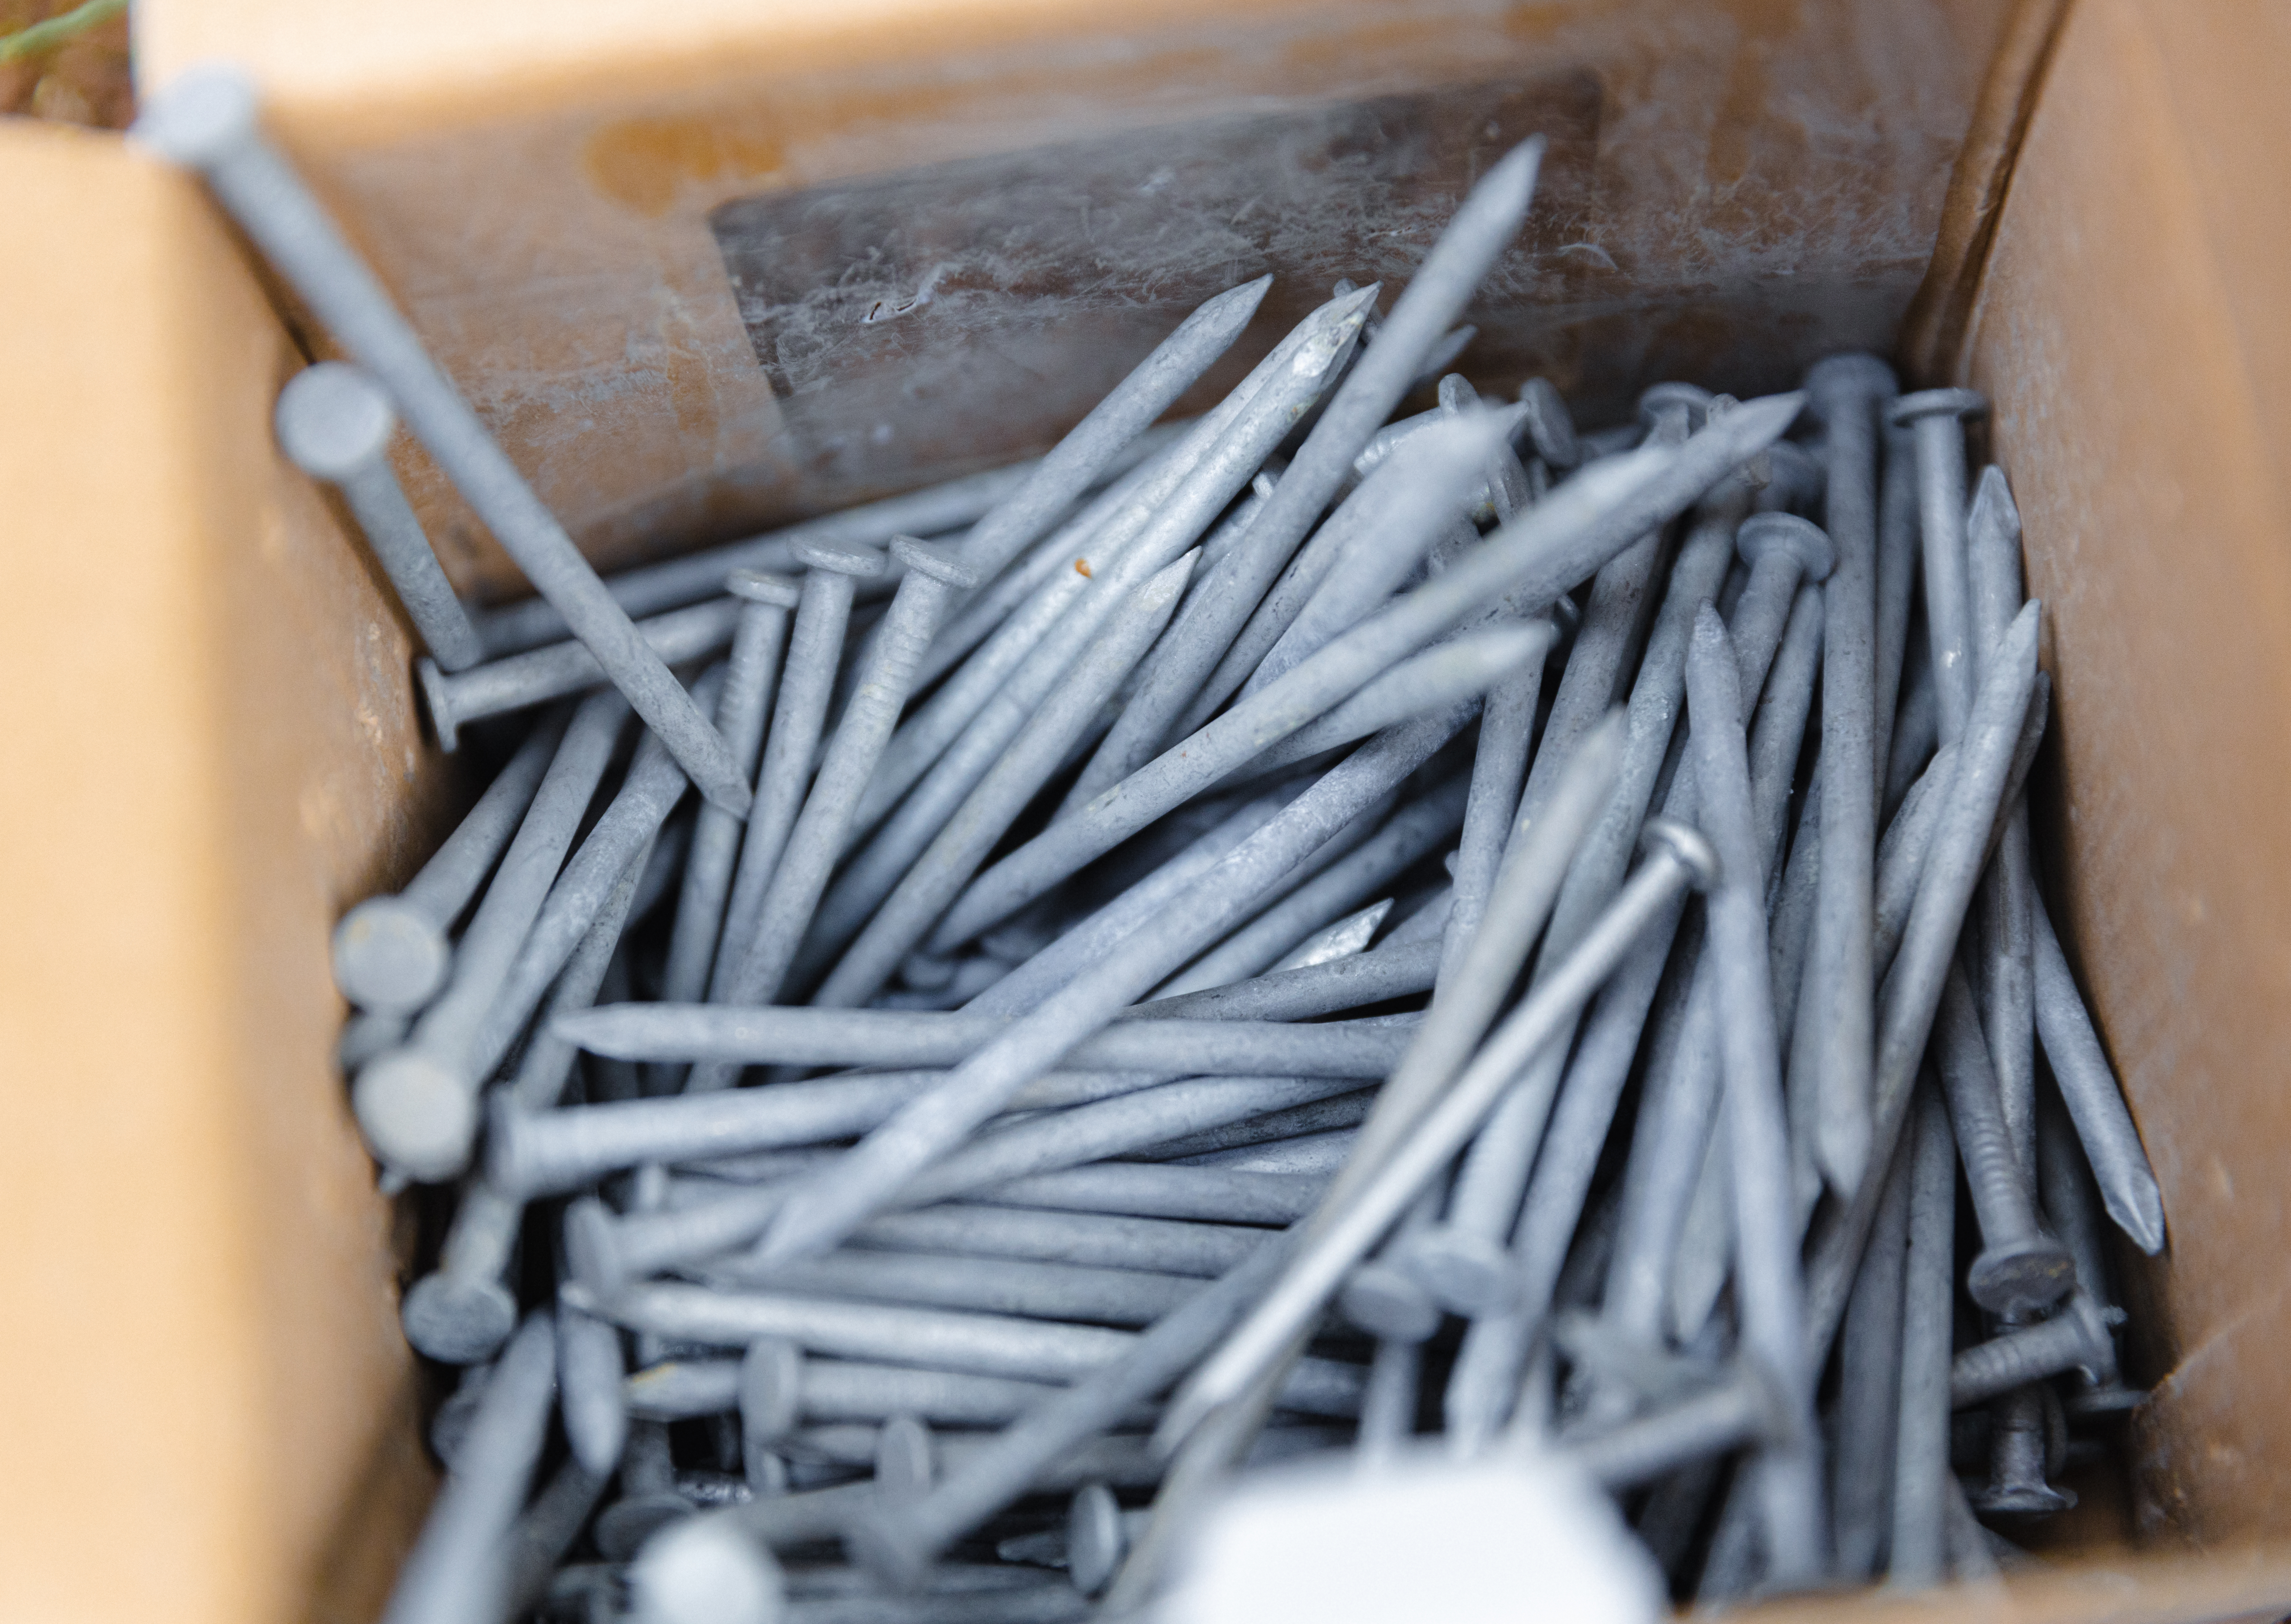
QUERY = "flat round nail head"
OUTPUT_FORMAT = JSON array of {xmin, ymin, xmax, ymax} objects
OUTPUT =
[
  {"xmin": 1735, "ymin": 511, "xmax": 1837, "ymax": 582},
  {"xmin": 400, "ymin": 1271, "xmax": 518, "ymax": 1365},
  {"xmin": 630, "ymin": 1517, "xmax": 785, "ymax": 1624},
  {"xmin": 1337, "ymin": 1262, "xmax": 1444, "ymax": 1344},
  {"xmin": 331, "ymin": 896, "xmax": 450, "ymax": 1014},
  {"xmin": 1966, "ymin": 1236, "xmax": 2078, "ymax": 1316},
  {"xmin": 353, "ymin": 1047, "xmax": 478, "ymax": 1182}
]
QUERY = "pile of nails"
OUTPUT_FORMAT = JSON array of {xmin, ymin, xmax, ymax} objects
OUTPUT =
[{"xmin": 139, "ymin": 58, "xmax": 2165, "ymax": 1624}]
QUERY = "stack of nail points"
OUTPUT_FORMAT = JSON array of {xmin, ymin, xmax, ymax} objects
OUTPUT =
[{"xmin": 140, "ymin": 60, "xmax": 2165, "ymax": 1624}]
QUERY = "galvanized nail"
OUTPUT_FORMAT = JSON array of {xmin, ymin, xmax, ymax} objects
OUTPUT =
[
  {"xmin": 953, "ymin": 277, "xmax": 1270, "ymax": 583},
  {"xmin": 597, "ymin": 1419, "xmax": 699, "ymax": 1562},
  {"xmin": 1130, "ymin": 143, "xmax": 1547, "ymax": 749},
  {"xmin": 1968, "ymin": 1388, "xmax": 2074, "ymax": 1516},
  {"xmin": 559, "ymin": 1292, "xmax": 631, "ymax": 1477},
  {"xmin": 1870, "ymin": 420, "xmax": 1921, "ymax": 807},
  {"xmin": 2035, "ymin": 1097, "xmax": 2137, "ymax": 1409},
  {"xmin": 413, "ymin": 596, "xmax": 741, "ymax": 754},
  {"xmin": 703, "ymin": 538, "xmax": 886, "ymax": 1036},
  {"xmin": 1948, "ymin": 1294, "xmax": 2119, "ymax": 1409},
  {"xmin": 561, "ymin": 1002, "xmax": 1408, "ymax": 1080},
  {"xmin": 352, "ymin": 688, "xmax": 628, "ymax": 1180},
  {"xmin": 701, "ymin": 1247, "xmax": 1206, "ymax": 1329},
  {"xmin": 1888, "ymin": 387, "xmax": 1989, "ymax": 747},
  {"xmin": 755, "ymin": 708, "xmax": 1477, "ymax": 1269},
  {"xmin": 660, "ymin": 571, "xmax": 801, "ymax": 1015},
  {"xmin": 1157, "ymin": 817, "xmax": 1715, "ymax": 1454},
  {"xmin": 872, "ymin": 287, "xmax": 1373, "ymax": 837},
  {"xmin": 1799, "ymin": 599, "xmax": 2041, "ymax": 1367},
  {"xmin": 1683, "ymin": 604, "xmax": 1827, "ymax": 1581},
  {"xmin": 331, "ymin": 710, "xmax": 565, "ymax": 1014},
  {"xmin": 376, "ymin": 1312, "xmax": 559, "ymax": 1624},
  {"xmin": 1888, "ymin": 1086, "xmax": 1956, "ymax": 1589},
  {"xmin": 1830, "ymin": 1119, "xmax": 1915, "ymax": 1580},
  {"xmin": 2030, "ymin": 888, "xmax": 2166, "ymax": 1254},
  {"xmin": 1934, "ymin": 965, "xmax": 2074, "ymax": 1315},
  {"xmin": 1799, "ymin": 351, "xmax": 1896, "ymax": 1201},
  {"xmin": 1560, "ymin": 1361, "xmax": 1785, "ymax": 1491},
  {"xmin": 692, "ymin": 540, "xmax": 980, "ymax": 1088},
  {"xmin": 275, "ymin": 362, "xmax": 484, "ymax": 672},
  {"xmin": 931, "ymin": 394, "xmax": 1798, "ymax": 959},
  {"xmin": 135, "ymin": 67, "xmax": 752, "ymax": 813},
  {"xmin": 1157, "ymin": 777, "xmax": 1465, "ymax": 998},
  {"xmin": 807, "ymin": 550, "xmax": 1199, "ymax": 1008}
]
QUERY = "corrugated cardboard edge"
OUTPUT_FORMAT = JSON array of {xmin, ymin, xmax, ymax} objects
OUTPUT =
[{"xmin": 1897, "ymin": 0, "xmax": 2074, "ymax": 386}]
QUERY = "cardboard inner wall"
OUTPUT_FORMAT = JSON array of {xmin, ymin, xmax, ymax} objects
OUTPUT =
[
  {"xmin": 0, "ymin": 126, "xmax": 451, "ymax": 1624},
  {"xmin": 141, "ymin": 0, "xmax": 2021, "ymax": 601},
  {"xmin": 2, "ymin": 0, "xmax": 2288, "ymax": 1619}
]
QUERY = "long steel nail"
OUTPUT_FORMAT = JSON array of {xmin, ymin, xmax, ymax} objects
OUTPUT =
[
  {"xmin": 703, "ymin": 540, "xmax": 882, "ymax": 1035},
  {"xmin": 1129, "ymin": 141, "xmax": 1547, "ymax": 752},
  {"xmin": 1091, "ymin": 402, "xmax": 1512, "ymax": 799},
  {"xmin": 135, "ymin": 68, "xmax": 752, "ymax": 813},
  {"xmin": 2036, "ymin": 1096, "xmax": 2136, "ymax": 1409},
  {"xmin": 598, "ymin": 1418, "xmax": 696, "ymax": 1561},
  {"xmin": 376, "ymin": 1312, "xmax": 558, "ymax": 1624},
  {"xmin": 1561, "ymin": 1361, "xmax": 1785, "ymax": 1491},
  {"xmin": 1935, "ymin": 965, "xmax": 2074, "ymax": 1315},
  {"xmin": 1800, "ymin": 599, "xmax": 2040, "ymax": 1368},
  {"xmin": 498, "ymin": 1458, "xmax": 611, "ymax": 1621},
  {"xmin": 559, "ymin": 1291, "xmax": 630, "ymax": 1476},
  {"xmin": 808, "ymin": 551, "xmax": 1197, "ymax": 1008},
  {"xmin": 931, "ymin": 393, "xmax": 1798, "ymax": 958},
  {"xmin": 414, "ymin": 596, "xmax": 743, "ymax": 753},
  {"xmin": 845, "ymin": 1235, "xmax": 1297, "ymax": 1585},
  {"xmin": 353, "ymin": 689, "xmax": 628, "ymax": 1179},
  {"xmin": 660, "ymin": 572, "xmax": 801, "ymax": 1018},
  {"xmin": 871, "ymin": 287, "xmax": 1371, "ymax": 834},
  {"xmin": 1889, "ymin": 387, "xmax": 1989, "ymax": 746},
  {"xmin": 953, "ymin": 277, "xmax": 1269, "ymax": 583},
  {"xmin": 562, "ymin": 1001, "xmax": 1407, "ymax": 1078},
  {"xmin": 371, "ymin": 673, "xmax": 716, "ymax": 1182},
  {"xmin": 1157, "ymin": 777, "xmax": 1465, "ymax": 997},
  {"xmin": 1949, "ymin": 1294, "xmax": 2118, "ymax": 1410},
  {"xmin": 2031, "ymin": 887, "xmax": 2165, "ymax": 1253},
  {"xmin": 693, "ymin": 541, "xmax": 979, "ymax": 1085},
  {"xmin": 1871, "ymin": 421, "xmax": 1920, "ymax": 826},
  {"xmin": 1232, "ymin": 621, "xmax": 1553, "ymax": 784},
  {"xmin": 400, "ymin": 836, "xmax": 651, "ymax": 1362},
  {"xmin": 708, "ymin": 1247, "xmax": 1202, "ymax": 1329},
  {"xmin": 332, "ymin": 711, "xmax": 565, "ymax": 1013},
  {"xmin": 1158, "ymin": 818, "xmax": 1714, "ymax": 1454},
  {"xmin": 1888, "ymin": 1085, "xmax": 1955, "ymax": 1589},
  {"xmin": 1683, "ymin": 604, "xmax": 1826, "ymax": 1581},
  {"xmin": 1246, "ymin": 407, "xmax": 1541, "ymax": 698},
  {"xmin": 1830, "ymin": 1119, "xmax": 1914, "ymax": 1581},
  {"xmin": 757, "ymin": 707, "xmax": 1476, "ymax": 1268},
  {"xmin": 1801, "ymin": 351, "xmax": 1896, "ymax": 1199},
  {"xmin": 626, "ymin": 1346, "xmax": 1097, "ymax": 1434},
  {"xmin": 833, "ymin": 287, "xmax": 1365, "ymax": 902},
  {"xmin": 571, "ymin": 1280, "xmax": 1361, "ymax": 1418},
  {"xmin": 276, "ymin": 362, "xmax": 484, "ymax": 671},
  {"xmin": 1411, "ymin": 412, "xmax": 1735, "ymax": 1315}
]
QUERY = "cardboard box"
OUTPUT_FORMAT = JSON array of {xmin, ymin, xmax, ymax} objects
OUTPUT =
[{"xmin": 4, "ymin": 0, "xmax": 2289, "ymax": 1618}]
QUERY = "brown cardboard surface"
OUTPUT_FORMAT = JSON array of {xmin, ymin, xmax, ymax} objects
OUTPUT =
[
  {"xmin": 1961, "ymin": 0, "xmax": 2291, "ymax": 1556},
  {"xmin": 136, "ymin": 0, "xmax": 2016, "ymax": 603},
  {"xmin": 0, "ymin": 126, "xmax": 447, "ymax": 1624}
]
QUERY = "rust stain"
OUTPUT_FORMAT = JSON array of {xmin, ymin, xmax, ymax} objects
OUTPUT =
[
  {"xmin": 583, "ymin": 46, "xmax": 1250, "ymax": 220},
  {"xmin": 584, "ymin": 112, "xmax": 790, "ymax": 216}
]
